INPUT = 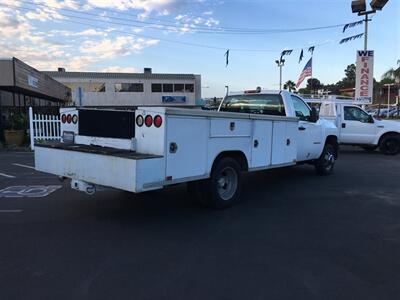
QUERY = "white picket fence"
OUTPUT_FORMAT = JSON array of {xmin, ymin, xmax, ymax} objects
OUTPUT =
[{"xmin": 29, "ymin": 107, "xmax": 61, "ymax": 150}]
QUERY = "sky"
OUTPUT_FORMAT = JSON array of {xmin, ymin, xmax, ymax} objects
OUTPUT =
[{"xmin": 0, "ymin": 0, "xmax": 399, "ymax": 98}]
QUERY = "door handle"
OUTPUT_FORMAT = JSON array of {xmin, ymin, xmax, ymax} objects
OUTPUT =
[
  {"xmin": 298, "ymin": 126, "xmax": 306, "ymax": 131},
  {"xmin": 341, "ymin": 123, "xmax": 346, "ymax": 128}
]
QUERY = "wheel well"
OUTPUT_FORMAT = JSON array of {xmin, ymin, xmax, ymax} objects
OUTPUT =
[
  {"xmin": 378, "ymin": 132, "xmax": 400, "ymax": 145},
  {"xmin": 325, "ymin": 135, "xmax": 339, "ymax": 158},
  {"xmin": 212, "ymin": 151, "xmax": 249, "ymax": 172}
]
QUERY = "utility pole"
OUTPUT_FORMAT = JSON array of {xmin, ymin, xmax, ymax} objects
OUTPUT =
[{"xmin": 275, "ymin": 58, "xmax": 285, "ymax": 90}]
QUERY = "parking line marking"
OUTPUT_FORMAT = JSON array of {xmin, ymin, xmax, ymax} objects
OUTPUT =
[
  {"xmin": 13, "ymin": 163, "xmax": 35, "ymax": 170},
  {"xmin": 0, "ymin": 210, "xmax": 23, "ymax": 213},
  {"xmin": 0, "ymin": 172, "xmax": 16, "ymax": 178}
]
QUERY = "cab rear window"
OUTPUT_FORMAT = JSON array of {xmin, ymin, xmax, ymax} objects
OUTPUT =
[{"xmin": 220, "ymin": 94, "xmax": 286, "ymax": 116}]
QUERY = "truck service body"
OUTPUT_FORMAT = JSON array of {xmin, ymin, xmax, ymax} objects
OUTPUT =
[
  {"xmin": 305, "ymin": 98, "xmax": 400, "ymax": 155},
  {"xmin": 35, "ymin": 90, "xmax": 339, "ymax": 208}
]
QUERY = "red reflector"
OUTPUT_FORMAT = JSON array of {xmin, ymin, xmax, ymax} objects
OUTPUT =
[
  {"xmin": 61, "ymin": 114, "xmax": 67, "ymax": 123},
  {"xmin": 66, "ymin": 114, "xmax": 72, "ymax": 124},
  {"xmin": 145, "ymin": 115, "xmax": 153, "ymax": 127},
  {"xmin": 154, "ymin": 115, "xmax": 162, "ymax": 128}
]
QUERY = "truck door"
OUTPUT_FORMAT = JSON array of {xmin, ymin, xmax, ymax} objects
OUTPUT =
[
  {"xmin": 340, "ymin": 106, "xmax": 377, "ymax": 144},
  {"xmin": 290, "ymin": 95, "xmax": 323, "ymax": 161}
]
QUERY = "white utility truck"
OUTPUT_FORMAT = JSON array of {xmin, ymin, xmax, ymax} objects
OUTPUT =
[
  {"xmin": 35, "ymin": 89, "xmax": 338, "ymax": 208},
  {"xmin": 305, "ymin": 97, "xmax": 400, "ymax": 155}
]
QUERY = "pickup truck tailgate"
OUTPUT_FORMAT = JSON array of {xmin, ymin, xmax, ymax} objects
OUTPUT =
[{"xmin": 35, "ymin": 143, "xmax": 164, "ymax": 192}]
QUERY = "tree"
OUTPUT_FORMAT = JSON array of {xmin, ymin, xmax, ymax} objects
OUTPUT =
[
  {"xmin": 306, "ymin": 78, "xmax": 322, "ymax": 92},
  {"xmin": 283, "ymin": 80, "xmax": 296, "ymax": 92},
  {"xmin": 336, "ymin": 64, "xmax": 356, "ymax": 89},
  {"xmin": 382, "ymin": 61, "xmax": 400, "ymax": 82},
  {"xmin": 344, "ymin": 64, "xmax": 356, "ymax": 84}
]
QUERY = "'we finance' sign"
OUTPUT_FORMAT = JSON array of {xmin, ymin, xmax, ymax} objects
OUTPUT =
[{"xmin": 355, "ymin": 50, "xmax": 374, "ymax": 104}]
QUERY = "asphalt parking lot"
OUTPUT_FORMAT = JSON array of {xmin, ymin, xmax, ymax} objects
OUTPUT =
[{"xmin": 0, "ymin": 148, "xmax": 399, "ymax": 300}]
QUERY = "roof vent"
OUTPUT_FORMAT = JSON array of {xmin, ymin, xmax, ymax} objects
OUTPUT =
[
  {"xmin": 58, "ymin": 67, "xmax": 66, "ymax": 72},
  {"xmin": 144, "ymin": 68, "xmax": 152, "ymax": 74}
]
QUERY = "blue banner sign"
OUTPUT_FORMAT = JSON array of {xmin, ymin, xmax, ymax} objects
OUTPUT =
[{"xmin": 162, "ymin": 96, "xmax": 186, "ymax": 103}]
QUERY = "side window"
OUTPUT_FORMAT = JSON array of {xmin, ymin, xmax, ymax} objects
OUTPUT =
[
  {"xmin": 344, "ymin": 106, "xmax": 371, "ymax": 123},
  {"xmin": 291, "ymin": 95, "xmax": 311, "ymax": 121}
]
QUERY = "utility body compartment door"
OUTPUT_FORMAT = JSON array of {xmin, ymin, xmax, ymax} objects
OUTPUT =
[
  {"xmin": 251, "ymin": 120, "xmax": 273, "ymax": 168},
  {"xmin": 271, "ymin": 121, "xmax": 297, "ymax": 166},
  {"xmin": 165, "ymin": 116, "xmax": 208, "ymax": 181}
]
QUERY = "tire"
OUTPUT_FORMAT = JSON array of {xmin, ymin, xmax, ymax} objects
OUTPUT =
[
  {"xmin": 361, "ymin": 145, "xmax": 377, "ymax": 152},
  {"xmin": 315, "ymin": 143, "xmax": 336, "ymax": 176},
  {"xmin": 379, "ymin": 134, "xmax": 400, "ymax": 155},
  {"xmin": 197, "ymin": 157, "xmax": 242, "ymax": 209}
]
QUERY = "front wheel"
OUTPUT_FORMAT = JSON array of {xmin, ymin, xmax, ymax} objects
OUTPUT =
[
  {"xmin": 379, "ymin": 134, "xmax": 400, "ymax": 155},
  {"xmin": 197, "ymin": 157, "xmax": 242, "ymax": 209},
  {"xmin": 315, "ymin": 143, "xmax": 336, "ymax": 176}
]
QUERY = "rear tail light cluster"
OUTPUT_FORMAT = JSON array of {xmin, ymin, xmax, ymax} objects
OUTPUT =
[
  {"xmin": 136, "ymin": 114, "xmax": 162, "ymax": 128},
  {"xmin": 61, "ymin": 113, "xmax": 78, "ymax": 124}
]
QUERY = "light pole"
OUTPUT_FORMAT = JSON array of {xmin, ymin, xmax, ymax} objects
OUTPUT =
[
  {"xmin": 384, "ymin": 83, "xmax": 395, "ymax": 118},
  {"xmin": 351, "ymin": 0, "xmax": 389, "ymax": 50},
  {"xmin": 275, "ymin": 58, "xmax": 285, "ymax": 90}
]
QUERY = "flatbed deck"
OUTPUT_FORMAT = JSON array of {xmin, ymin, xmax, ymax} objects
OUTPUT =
[{"xmin": 35, "ymin": 143, "xmax": 162, "ymax": 160}]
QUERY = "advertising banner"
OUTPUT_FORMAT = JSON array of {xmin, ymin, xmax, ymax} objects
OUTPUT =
[{"xmin": 355, "ymin": 50, "xmax": 374, "ymax": 104}]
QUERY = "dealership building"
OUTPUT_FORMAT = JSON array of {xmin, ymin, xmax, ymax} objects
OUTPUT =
[{"xmin": 44, "ymin": 68, "xmax": 202, "ymax": 107}]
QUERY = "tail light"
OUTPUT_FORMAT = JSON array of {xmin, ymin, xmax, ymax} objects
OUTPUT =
[
  {"xmin": 154, "ymin": 115, "xmax": 162, "ymax": 127},
  {"xmin": 72, "ymin": 114, "xmax": 78, "ymax": 124},
  {"xmin": 145, "ymin": 115, "xmax": 153, "ymax": 127},
  {"xmin": 61, "ymin": 114, "xmax": 67, "ymax": 123},
  {"xmin": 66, "ymin": 114, "xmax": 72, "ymax": 124},
  {"xmin": 136, "ymin": 115, "xmax": 144, "ymax": 127}
]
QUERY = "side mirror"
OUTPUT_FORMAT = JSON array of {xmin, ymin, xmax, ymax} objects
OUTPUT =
[
  {"xmin": 309, "ymin": 107, "xmax": 319, "ymax": 123},
  {"xmin": 369, "ymin": 115, "xmax": 374, "ymax": 123}
]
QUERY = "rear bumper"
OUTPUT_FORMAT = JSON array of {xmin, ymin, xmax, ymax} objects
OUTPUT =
[{"xmin": 34, "ymin": 144, "xmax": 165, "ymax": 193}]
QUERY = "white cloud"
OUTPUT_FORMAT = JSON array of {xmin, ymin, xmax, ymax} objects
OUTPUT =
[
  {"xmin": 102, "ymin": 66, "xmax": 139, "ymax": 73},
  {"xmin": 86, "ymin": 0, "xmax": 177, "ymax": 13},
  {"xmin": 80, "ymin": 36, "xmax": 159, "ymax": 58}
]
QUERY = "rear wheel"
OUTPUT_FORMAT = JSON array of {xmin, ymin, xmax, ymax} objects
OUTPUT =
[
  {"xmin": 197, "ymin": 157, "xmax": 242, "ymax": 209},
  {"xmin": 379, "ymin": 134, "xmax": 400, "ymax": 155},
  {"xmin": 315, "ymin": 143, "xmax": 335, "ymax": 176}
]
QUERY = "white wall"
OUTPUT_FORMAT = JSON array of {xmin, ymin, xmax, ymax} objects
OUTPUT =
[{"xmin": 51, "ymin": 76, "xmax": 201, "ymax": 107}]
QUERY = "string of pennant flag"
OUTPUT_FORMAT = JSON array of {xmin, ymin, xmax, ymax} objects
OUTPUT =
[{"xmin": 224, "ymin": 20, "xmax": 365, "ymax": 67}]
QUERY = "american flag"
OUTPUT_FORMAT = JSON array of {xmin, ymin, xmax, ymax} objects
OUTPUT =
[{"xmin": 296, "ymin": 57, "xmax": 312, "ymax": 88}]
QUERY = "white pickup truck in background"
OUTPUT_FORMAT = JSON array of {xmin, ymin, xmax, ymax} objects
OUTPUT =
[
  {"xmin": 305, "ymin": 98, "xmax": 400, "ymax": 155},
  {"xmin": 35, "ymin": 89, "xmax": 338, "ymax": 209}
]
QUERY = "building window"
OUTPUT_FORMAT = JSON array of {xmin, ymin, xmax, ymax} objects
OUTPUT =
[
  {"xmin": 89, "ymin": 83, "xmax": 105, "ymax": 92},
  {"xmin": 115, "ymin": 83, "xmax": 143, "ymax": 92},
  {"xmin": 174, "ymin": 84, "xmax": 185, "ymax": 92},
  {"xmin": 152, "ymin": 83, "xmax": 162, "ymax": 92},
  {"xmin": 64, "ymin": 82, "xmax": 106, "ymax": 92},
  {"xmin": 163, "ymin": 84, "xmax": 173, "ymax": 93},
  {"xmin": 185, "ymin": 84, "xmax": 194, "ymax": 93}
]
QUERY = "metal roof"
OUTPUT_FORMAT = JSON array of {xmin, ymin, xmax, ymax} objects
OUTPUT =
[
  {"xmin": 43, "ymin": 71, "xmax": 197, "ymax": 80},
  {"xmin": 0, "ymin": 57, "xmax": 71, "ymax": 102}
]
